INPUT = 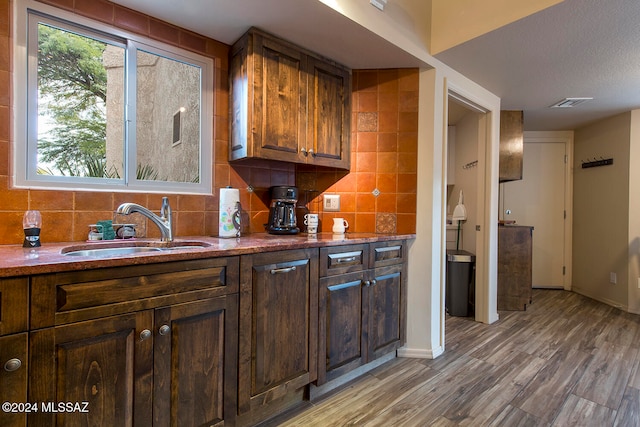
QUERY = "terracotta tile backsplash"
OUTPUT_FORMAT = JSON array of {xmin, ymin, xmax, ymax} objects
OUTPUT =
[{"xmin": 0, "ymin": 0, "xmax": 417, "ymax": 244}]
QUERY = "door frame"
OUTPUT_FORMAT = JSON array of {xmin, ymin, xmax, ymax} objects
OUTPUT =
[{"xmin": 445, "ymin": 86, "xmax": 499, "ymax": 327}]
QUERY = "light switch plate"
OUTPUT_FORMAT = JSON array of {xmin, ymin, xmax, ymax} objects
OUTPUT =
[{"xmin": 323, "ymin": 194, "xmax": 340, "ymax": 212}]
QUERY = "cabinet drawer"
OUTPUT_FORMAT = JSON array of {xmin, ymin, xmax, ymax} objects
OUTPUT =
[
  {"xmin": 370, "ymin": 240, "xmax": 406, "ymax": 268},
  {"xmin": 0, "ymin": 278, "xmax": 29, "ymax": 336},
  {"xmin": 319, "ymin": 244, "xmax": 369, "ymax": 277},
  {"xmin": 30, "ymin": 257, "xmax": 239, "ymax": 328}
]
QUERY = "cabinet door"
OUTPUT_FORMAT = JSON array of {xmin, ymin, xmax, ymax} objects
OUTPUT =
[
  {"xmin": 238, "ymin": 249, "xmax": 318, "ymax": 415},
  {"xmin": 306, "ymin": 56, "xmax": 351, "ymax": 169},
  {"xmin": 368, "ymin": 264, "xmax": 406, "ymax": 361},
  {"xmin": 318, "ymin": 271, "xmax": 367, "ymax": 385},
  {"xmin": 153, "ymin": 295, "xmax": 238, "ymax": 427},
  {"xmin": 252, "ymin": 34, "xmax": 307, "ymax": 163},
  {"xmin": 0, "ymin": 333, "xmax": 28, "ymax": 427},
  {"xmin": 29, "ymin": 311, "xmax": 154, "ymax": 426},
  {"xmin": 499, "ymin": 110, "xmax": 524, "ymax": 182},
  {"xmin": 0, "ymin": 277, "xmax": 29, "ymax": 336}
]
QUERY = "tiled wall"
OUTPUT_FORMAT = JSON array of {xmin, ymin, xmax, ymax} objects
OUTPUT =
[
  {"xmin": 300, "ymin": 69, "xmax": 418, "ymax": 234},
  {"xmin": 0, "ymin": 0, "xmax": 416, "ymax": 245}
]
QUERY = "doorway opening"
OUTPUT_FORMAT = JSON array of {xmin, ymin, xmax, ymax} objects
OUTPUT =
[{"xmin": 445, "ymin": 93, "xmax": 488, "ymax": 326}]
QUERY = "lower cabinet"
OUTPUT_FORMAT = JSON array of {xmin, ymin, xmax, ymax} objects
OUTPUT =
[
  {"xmin": 0, "ymin": 277, "xmax": 30, "ymax": 427},
  {"xmin": 318, "ymin": 271, "xmax": 367, "ymax": 383},
  {"xmin": 497, "ymin": 225, "xmax": 534, "ymax": 310},
  {"xmin": 153, "ymin": 296, "xmax": 238, "ymax": 427},
  {"xmin": 29, "ymin": 310, "xmax": 155, "ymax": 426},
  {"xmin": 4, "ymin": 239, "xmax": 407, "ymax": 427},
  {"xmin": 0, "ymin": 333, "xmax": 29, "ymax": 427},
  {"xmin": 28, "ymin": 295, "xmax": 238, "ymax": 427},
  {"xmin": 237, "ymin": 248, "xmax": 318, "ymax": 425},
  {"xmin": 28, "ymin": 257, "xmax": 239, "ymax": 427},
  {"xmin": 317, "ymin": 242, "xmax": 407, "ymax": 385},
  {"xmin": 368, "ymin": 264, "xmax": 405, "ymax": 361}
]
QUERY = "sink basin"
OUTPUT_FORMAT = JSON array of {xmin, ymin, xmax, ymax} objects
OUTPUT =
[
  {"xmin": 61, "ymin": 240, "xmax": 211, "ymax": 257},
  {"xmin": 63, "ymin": 246, "xmax": 163, "ymax": 257}
]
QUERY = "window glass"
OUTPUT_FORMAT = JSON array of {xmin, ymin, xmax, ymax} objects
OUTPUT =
[
  {"xmin": 134, "ymin": 49, "xmax": 201, "ymax": 183},
  {"xmin": 16, "ymin": 2, "xmax": 213, "ymax": 193},
  {"xmin": 36, "ymin": 22, "xmax": 124, "ymax": 179}
]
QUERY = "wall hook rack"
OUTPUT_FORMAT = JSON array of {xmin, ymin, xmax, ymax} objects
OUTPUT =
[
  {"xmin": 463, "ymin": 160, "xmax": 478, "ymax": 170},
  {"xmin": 582, "ymin": 157, "xmax": 613, "ymax": 169}
]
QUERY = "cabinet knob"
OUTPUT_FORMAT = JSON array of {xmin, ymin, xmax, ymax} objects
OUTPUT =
[
  {"xmin": 159, "ymin": 325, "xmax": 171, "ymax": 336},
  {"xmin": 140, "ymin": 329, "xmax": 152, "ymax": 341},
  {"xmin": 371, "ymin": 279, "xmax": 377, "ymax": 286},
  {"xmin": 308, "ymin": 149, "xmax": 315, "ymax": 157},
  {"xmin": 4, "ymin": 358, "xmax": 22, "ymax": 372},
  {"xmin": 364, "ymin": 280, "xmax": 371, "ymax": 287},
  {"xmin": 300, "ymin": 147, "xmax": 308, "ymax": 156}
]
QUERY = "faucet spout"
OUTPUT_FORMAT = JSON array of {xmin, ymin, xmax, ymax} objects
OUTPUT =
[{"xmin": 116, "ymin": 197, "xmax": 173, "ymax": 242}]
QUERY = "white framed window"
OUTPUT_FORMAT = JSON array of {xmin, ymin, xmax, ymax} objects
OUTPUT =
[{"xmin": 13, "ymin": 0, "xmax": 213, "ymax": 194}]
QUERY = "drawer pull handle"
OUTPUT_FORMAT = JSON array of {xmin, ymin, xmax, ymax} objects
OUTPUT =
[
  {"xmin": 336, "ymin": 256, "xmax": 357, "ymax": 263},
  {"xmin": 159, "ymin": 325, "xmax": 171, "ymax": 336},
  {"xmin": 4, "ymin": 358, "xmax": 22, "ymax": 372},
  {"xmin": 140, "ymin": 329, "xmax": 152, "ymax": 341},
  {"xmin": 270, "ymin": 266, "xmax": 297, "ymax": 275}
]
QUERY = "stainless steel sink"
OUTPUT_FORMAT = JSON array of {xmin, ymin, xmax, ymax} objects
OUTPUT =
[
  {"xmin": 61, "ymin": 240, "xmax": 211, "ymax": 257},
  {"xmin": 63, "ymin": 246, "xmax": 164, "ymax": 257}
]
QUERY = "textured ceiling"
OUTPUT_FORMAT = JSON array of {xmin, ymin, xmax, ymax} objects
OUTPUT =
[
  {"xmin": 436, "ymin": 0, "xmax": 640, "ymax": 130},
  {"xmin": 111, "ymin": 0, "xmax": 640, "ymax": 131}
]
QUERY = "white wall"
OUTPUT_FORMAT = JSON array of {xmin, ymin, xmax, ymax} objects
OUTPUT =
[
  {"xmin": 628, "ymin": 110, "xmax": 640, "ymax": 314},
  {"xmin": 450, "ymin": 112, "xmax": 481, "ymax": 253},
  {"xmin": 573, "ymin": 112, "xmax": 630, "ymax": 309}
]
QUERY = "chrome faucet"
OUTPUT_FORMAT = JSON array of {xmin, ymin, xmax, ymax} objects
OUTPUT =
[{"xmin": 116, "ymin": 197, "xmax": 173, "ymax": 242}]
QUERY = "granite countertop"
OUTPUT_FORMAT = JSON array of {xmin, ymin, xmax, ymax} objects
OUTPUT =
[{"xmin": 0, "ymin": 232, "xmax": 415, "ymax": 278}]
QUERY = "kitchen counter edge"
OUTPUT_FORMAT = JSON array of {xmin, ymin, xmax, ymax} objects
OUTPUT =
[{"xmin": 0, "ymin": 233, "xmax": 415, "ymax": 278}]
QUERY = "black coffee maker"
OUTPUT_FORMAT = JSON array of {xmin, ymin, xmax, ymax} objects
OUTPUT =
[{"xmin": 266, "ymin": 186, "xmax": 299, "ymax": 234}]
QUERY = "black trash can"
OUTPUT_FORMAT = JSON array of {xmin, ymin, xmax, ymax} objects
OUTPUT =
[{"xmin": 446, "ymin": 250, "xmax": 476, "ymax": 317}]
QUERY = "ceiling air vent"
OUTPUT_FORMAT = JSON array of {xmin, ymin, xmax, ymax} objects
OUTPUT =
[
  {"xmin": 370, "ymin": 0, "xmax": 387, "ymax": 11},
  {"xmin": 549, "ymin": 97, "xmax": 593, "ymax": 108}
]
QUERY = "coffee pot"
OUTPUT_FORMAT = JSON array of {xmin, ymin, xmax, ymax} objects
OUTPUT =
[{"xmin": 266, "ymin": 186, "xmax": 299, "ymax": 234}]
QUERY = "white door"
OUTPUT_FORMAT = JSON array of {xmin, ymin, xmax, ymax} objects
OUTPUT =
[{"xmin": 500, "ymin": 140, "xmax": 567, "ymax": 288}]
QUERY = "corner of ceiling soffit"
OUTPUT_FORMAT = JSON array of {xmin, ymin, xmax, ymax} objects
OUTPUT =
[{"xmin": 429, "ymin": 0, "xmax": 565, "ymax": 55}]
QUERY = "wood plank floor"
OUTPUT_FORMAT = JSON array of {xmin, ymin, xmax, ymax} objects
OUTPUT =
[{"xmin": 277, "ymin": 289, "xmax": 640, "ymax": 426}]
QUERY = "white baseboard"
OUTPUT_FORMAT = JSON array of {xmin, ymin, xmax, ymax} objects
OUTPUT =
[
  {"xmin": 397, "ymin": 345, "xmax": 443, "ymax": 359},
  {"xmin": 571, "ymin": 286, "xmax": 628, "ymax": 312}
]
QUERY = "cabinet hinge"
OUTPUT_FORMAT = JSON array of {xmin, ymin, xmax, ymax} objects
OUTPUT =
[
  {"xmin": 562, "ymin": 266, "xmax": 566, "ymax": 275},
  {"xmin": 564, "ymin": 210, "xmax": 566, "ymax": 219},
  {"xmin": 564, "ymin": 154, "xmax": 568, "ymax": 164}
]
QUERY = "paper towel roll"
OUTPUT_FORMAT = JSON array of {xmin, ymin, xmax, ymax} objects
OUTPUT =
[{"xmin": 219, "ymin": 187, "xmax": 240, "ymax": 238}]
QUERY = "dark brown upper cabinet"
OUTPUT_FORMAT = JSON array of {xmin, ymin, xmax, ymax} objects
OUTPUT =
[
  {"xmin": 229, "ymin": 28, "xmax": 351, "ymax": 169},
  {"xmin": 499, "ymin": 110, "xmax": 524, "ymax": 182}
]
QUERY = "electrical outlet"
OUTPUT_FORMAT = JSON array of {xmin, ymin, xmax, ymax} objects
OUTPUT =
[
  {"xmin": 323, "ymin": 194, "xmax": 340, "ymax": 212},
  {"xmin": 610, "ymin": 272, "xmax": 617, "ymax": 284}
]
